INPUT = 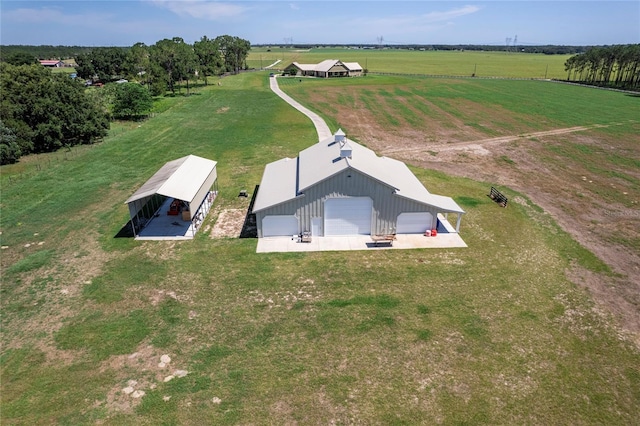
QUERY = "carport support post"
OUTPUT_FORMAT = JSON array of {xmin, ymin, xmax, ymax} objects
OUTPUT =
[
  {"xmin": 130, "ymin": 216, "xmax": 136, "ymax": 237},
  {"xmin": 455, "ymin": 214, "xmax": 462, "ymax": 233}
]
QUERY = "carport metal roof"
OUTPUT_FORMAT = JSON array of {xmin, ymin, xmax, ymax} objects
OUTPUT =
[{"xmin": 125, "ymin": 155, "xmax": 217, "ymax": 207}]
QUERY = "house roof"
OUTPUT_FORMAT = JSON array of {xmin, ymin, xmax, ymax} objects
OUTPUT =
[
  {"xmin": 125, "ymin": 155, "xmax": 217, "ymax": 206},
  {"xmin": 314, "ymin": 59, "xmax": 346, "ymax": 72},
  {"xmin": 291, "ymin": 62, "xmax": 317, "ymax": 71},
  {"xmin": 289, "ymin": 60, "xmax": 363, "ymax": 73},
  {"xmin": 343, "ymin": 62, "xmax": 363, "ymax": 71},
  {"xmin": 39, "ymin": 60, "xmax": 62, "ymax": 65},
  {"xmin": 253, "ymin": 130, "xmax": 465, "ymax": 214}
]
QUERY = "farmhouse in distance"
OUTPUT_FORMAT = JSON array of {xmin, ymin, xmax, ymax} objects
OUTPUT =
[{"xmin": 284, "ymin": 59, "xmax": 363, "ymax": 78}]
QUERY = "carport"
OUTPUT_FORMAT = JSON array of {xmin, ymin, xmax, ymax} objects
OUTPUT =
[{"xmin": 124, "ymin": 155, "xmax": 218, "ymax": 240}]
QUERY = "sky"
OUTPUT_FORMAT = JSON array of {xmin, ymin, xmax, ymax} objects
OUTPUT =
[{"xmin": 1, "ymin": 0, "xmax": 639, "ymax": 47}]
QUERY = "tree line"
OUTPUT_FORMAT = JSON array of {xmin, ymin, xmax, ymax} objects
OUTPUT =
[
  {"xmin": 0, "ymin": 45, "xmax": 94, "ymax": 63},
  {"xmin": 0, "ymin": 63, "xmax": 109, "ymax": 164},
  {"xmin": 564, "ymin": 44, "xmax": 640, "ymax": 90},
  {"xmin": 76, "ymin": 35, "xmax": 250, "ymax": 95},
  {"xmin": 0, "ymin": 35, "xmax": 250, "ymax": 164}
]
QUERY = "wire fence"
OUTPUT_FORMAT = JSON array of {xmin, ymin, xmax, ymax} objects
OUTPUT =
[{"xmin": 2, "ymin": 145, "xmax": 92, "ymax": 184}]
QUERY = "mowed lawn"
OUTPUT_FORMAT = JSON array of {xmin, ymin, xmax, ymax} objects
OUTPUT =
[
  {"xmin": 1, "ymin": 71, "xmax": 639, "ymax": 425},
  {"xmin": 248, "ymin": 47, "xmax": 572, "ymax": 79}
]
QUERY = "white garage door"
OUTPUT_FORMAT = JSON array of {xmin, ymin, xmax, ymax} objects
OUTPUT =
[
  {"xmin": 262, "ymin": 215, "xmax": 298, "ymax": 237},
  {"xmin": 396, "ymin": 212, "xmax": 433, "ymax": 234},
  {"xmin": 324, "ymin": 197, "xmax": 372, "ymax": 236}
]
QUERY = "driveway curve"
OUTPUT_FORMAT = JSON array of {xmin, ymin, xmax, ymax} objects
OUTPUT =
[{"xmin": 269, "ymin": 76, "xmax": 333, "ymax": 142}]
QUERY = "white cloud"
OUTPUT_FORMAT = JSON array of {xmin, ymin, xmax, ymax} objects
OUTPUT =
[
  {"xmin": 423, "ymin": 5, "xmax": 481, "ymax": 23},
  {"xmin": 148, "ymin": 0, "xmax": 248, "ymax": 20},
  {"xmin": 330, "ymin": 4, "xmax": 480, "ymax": 42},
  {"xmin": 289, "ymin": 3, "xmax": 300, "ymax": 11},
  {"xmin": 356, "ymin": 5, "xmax": 481, "ymax": 29}
]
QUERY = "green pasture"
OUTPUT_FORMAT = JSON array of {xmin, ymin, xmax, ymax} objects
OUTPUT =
[
  {"xmin": 1, "ymin": 72, "xmax": 639, "ymax": 424},
  {"xmin": 277, "ymin": 73, "xmax": 640, "ymax": 136},
  {"xmin": 248, "ymin": 47, "xmax": 572, "ymax": 79}
]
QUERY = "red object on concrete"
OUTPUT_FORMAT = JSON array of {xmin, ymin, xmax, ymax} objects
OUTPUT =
[
  {"xmin": 431, "ymin": 229, "xmax": 437, "ymax": 237},
  {"xmin": 167, "ymin": 199, "xmax": 181, "ymax": 215}
]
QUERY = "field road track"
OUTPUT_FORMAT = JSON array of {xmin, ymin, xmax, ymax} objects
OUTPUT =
[
  {"xmin": 264, "ymin": 59, "xmax": 281, "ymax": 69},
  {"xmin": 381, "ymin": 121, "xmax": 635, "ymax": 156},
  {"xmin": 269, "ymin": 75, "xmax": 333, "ymax": 142}
]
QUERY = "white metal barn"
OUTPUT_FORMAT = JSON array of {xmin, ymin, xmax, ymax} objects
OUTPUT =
[
  {"xmin": 124, "ymin": 155, "xmax": 218, "ymax": 240},
  {"xmin": 252, "ymin": 130, "xmax": 464, "ymax": 238}
]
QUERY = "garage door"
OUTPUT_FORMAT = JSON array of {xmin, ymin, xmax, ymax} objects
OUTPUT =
[
  {"xmin": 396, "ymin": 212, "xmax": 433, "ymax": 234},
  {"xmin": 324, "ymin": 197, "xmax": 372, "ymax": 235},
  {"xmin": 262, "ymin": 215, "xmax": 298, "ymax": 237}
]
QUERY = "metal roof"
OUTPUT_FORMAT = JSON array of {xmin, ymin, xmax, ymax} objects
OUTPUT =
[
  {"xmin": 289, "ymin": 60, "xmax": 363, "ymax": 73},
  {"xmin": 314, "ymin": 59, "xmax": 345, "ymax": 72},
  {"xmin": 342, "ymin": 62, "xmax": 363, "ymax": 71},
  {"xmin": 125, "ymin": 155, "xmax": 217, "ymax": 206},
  {"xmin": 254, "ymin": 131, "xmax": 465, "ymax": 214},
  {"xmin": 290, "ymin": 62, "xmax": 317, "ymax": 71},
  {"xmin": 252, "ymin": 157, "xmax": 298, "ymax": 212}
]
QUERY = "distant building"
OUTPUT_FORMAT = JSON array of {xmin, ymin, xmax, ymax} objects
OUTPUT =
[
  {"xmin": 39, "ymin": 60, "xmax": 64, "ymax": 68},
  {"xmin": 284, "ymin": 59, "xmax": 363, "ymax": 78}
]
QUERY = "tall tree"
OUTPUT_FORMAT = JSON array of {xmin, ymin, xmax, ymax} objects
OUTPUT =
[
  {"xmin": 75, "ymin": 47, "xmax": 128, "ymax": 82},
  {"xmin": 172, "ymin": 38, "xmax": 197, "ymax": 95},
  {"xmin": 151, "ymin": 38, "xmax": 181, "ymax": 94},
  {"xmin": 126, "ymin": 42, "xmax": 151, "ymax": 87},
  {"xmin": 112, "ymin": 83, "xmax": 153, "ymax": 120},
  {"xmin": 216, "ymin": 35, "xmax": 251, "ymax": 74},
  {"xmin": 564, "ymin": 44, "xmax": 640, "ymax": 89},
  {"xmin": 194, "ymin": 35, "xmax": 223, "ymax": 85},
  {"xmin": 150, "ymin": 37, "xmax": 197, "ymax": 95}
]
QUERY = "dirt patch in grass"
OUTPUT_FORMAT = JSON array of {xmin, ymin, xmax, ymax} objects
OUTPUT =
[
  {"xmin": 308, "ymin": 87, "xmax": 640, "ymax": 345},
  {"xmin": 101, "ymin": 344, "xmax": 177, "ymax": 415},
  {"xmin": 210, "ymin": 208, "xmax": 247, "ymax": 238}
]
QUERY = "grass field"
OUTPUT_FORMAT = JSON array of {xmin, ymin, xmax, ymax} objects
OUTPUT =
[
  {"xmin": 247, "ymin": 47, "xmax": 572, "ymax": 79},
  {"xmin": 277, "ymin": 73, "xmax": 639, "ymax": 131},
  {"xmin": 1, "ymin": 69, "xmax": 639, "ymax": 424}
]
